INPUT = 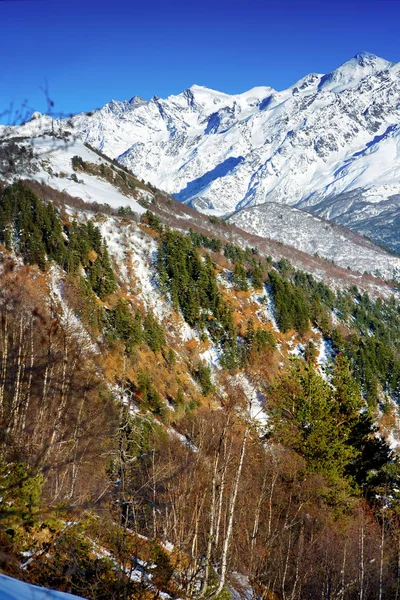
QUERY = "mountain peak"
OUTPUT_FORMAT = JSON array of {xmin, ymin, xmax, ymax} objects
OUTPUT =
[
  {"xmin": 186, "ymin": 84, "xmax": 230, "ymax": 98},
  {"xmin": 354, "ymin": 50, "xmax": 380, "ymax": 62},
  {"xmin": 189, "ymin": 84, "xmax": 211, "ymax": 92},
  {"xmin": 29, "ymin": 111, "xmax": 43, "ymax": 121},
  {"xmin": 341, "ymin": 51, "xmax": 391, "ymax": 71},
  {"xmin": 318, "ymin": 52, "xmax": 392, "ymax": 92},
  {"xmin": 351, "ymin": 51, "xmax": 392, "ymax": 69},
  {"xmin": 128, "ymin": 95, "xmax": 147, "ymax": 107}
]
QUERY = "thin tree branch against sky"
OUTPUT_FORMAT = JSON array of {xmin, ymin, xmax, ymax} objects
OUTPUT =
[{"xmin": 0, "ymin": 0, "xmax": 399, "ymax": 120}]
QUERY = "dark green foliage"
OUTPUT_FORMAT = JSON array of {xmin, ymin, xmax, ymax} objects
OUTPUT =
[
  {"xmin": 108, "ymin": 302, "xmax": 165, "ymax": 354},
  {"xmin": 331, "ymin": 290, "xmax": 400, "ymax": 406},
  {"xmin": 304, "ymin": 340, "xmax": 318, "ymax": 365},
  {"xmin": 0, "ymin": 182, "xmax": 67, "ymax": 269},
  {"xmin": 143, "ymin": 210, "xmax": 163, "ymax": 232},
  {"xmin": 151, "ymin": 542, "xmax": 175, "ymax": 590},
  {"xmin": 224, "ymin": 243, "xmax": 246, "ymax": 264},
  {"xmin": 0, "ymin": 460, "xmax": 42, "ymax": 535},
  {"xmin": 157, "ymin": 230, "xmax": 238, "ymax": 363},
  {"xmin": 268, "ymin": 271, "xmax": 310, "ymax": 335},
  {"xmin": 245, "ymin": 319, "xmax": 276, "ymax": 360},
  {"xmin": 109, "ymin": 299, "xmax": 142, "ymax": 353},
  {"xmin": 250, "ymin": 261, "xmax": 265, "ymax": 289},
  {"xmin": 174, "ymin": 387, "xmax": 185, "ymax": 408},
  {"xmin": 269, "ymin": 357, "xmax": 395, "ymax": 500},
  {"xmin": 117, "ymin": 205, "xmax": 135, "ymax": 217},
  {"xmin": 267, "ymin": 264, "xmax": 400, "ymax": 408},
  {"xmin": 293, "ymin": 271, "xmax": 335, "ymax": 308},
  {"xmin": 29, "ymin": 526, "xmax": 124, "ymax": 600},
  {"xmin": 143, "ymin": 312, "xmax": 166, "ymax": 352},
  {"xmin": 166, "ymin": 348, "xmax": 176, "ymax": 367},
  {"xmin": 264, "ymin": 263, "xmax": 400, "ymax": 407},
  {"xmin": 64, "ymin": 220, "xmax": 117, "ymax": 300},
  {"xmin": 276, "ymin": 257, "xmax": 293, "ymax": 277},
  {"xmin": 193, "ymin": 361, "xmax": 214, "ymax": 396},
  {"xmin": 233, "ymin": 261, "xmax": 248, "ymax": 291},
  {"xmin": 71, "ymin": 155, "xmax": 86, "ymax": 170},
  {"xmin": 137, "ymin": 371, "xmax": 166, "ymax": 419},
  {"xmin": 189, "ymin": 229, "xmax": 222, "ymax": 252},
  {"xmin": 208, "ymin": 215, "xmax": 227, "ymax": 226}
]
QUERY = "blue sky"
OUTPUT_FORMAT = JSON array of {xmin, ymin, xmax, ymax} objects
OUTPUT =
[{"xmin": 1, "ymin": 0, "xmax": 399, "ymax": 121}]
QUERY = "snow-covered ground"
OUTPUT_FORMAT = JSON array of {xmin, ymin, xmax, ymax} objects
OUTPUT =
[
  {"xmin": 249, "ymin": 285, "xmax": 279, "ymax": 330},
  {"xmin": 0, "ymin": 574, "xmax": 86, "ymax": 600},
  {"xmin": 17, "ymin": 136, "xmax": 148, "ymax": 214},
  {"xmin": 288, "ymin": 339, "xmax": 305, "ymax": 359},
  {"xmin": 199, "ymin": 344, "xmax": 222, "ymax": 369},
  {"xmin": 313, "ymin": 329, "xmax": 335, "ymax": 380},
  {"xmin": 234, "ymin": 373, "xmax": 269, "ymax": 431},
  {"xmin": 47, "ymin": 265, "xmax": 97, "ymax": 353},
  {"xmin": 316, "ymin": 336, "xmax": 334, "ymax": 374},
  {"xmin": 228, "ymin": 572, "xmax": 255, "ymax": 600}
]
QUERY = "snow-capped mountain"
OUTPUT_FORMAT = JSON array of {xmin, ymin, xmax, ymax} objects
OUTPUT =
[
  {"xmin": 3, "ymin": 52, "xmax": 400, "ymax": 251},
  {"xmin": 69, "ymin": 52, "xmax": 400, "ymax": 247}
]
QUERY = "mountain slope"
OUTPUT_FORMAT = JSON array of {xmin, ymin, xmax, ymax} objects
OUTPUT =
[
  {"xmin": 308, "ymin": 187, "xmax": 400, "ymax": 253},
  {"xmin": 1, "ymin": 163, "xmax": 400, "ymax": 599},
  {"xmin": 227, "ymin": 202, "xmax": 400, "ymax": 280}
]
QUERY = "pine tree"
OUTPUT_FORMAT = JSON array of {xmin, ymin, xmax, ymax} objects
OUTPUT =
[
  {"xmin": 143, "ymin": 313, "xmax": 166, "ymax": 352},
  {"xmin": 98, "ymin": 242, "xmax": 117, "ymax": 299},
  {"xmin": 233, "ymin": 262, "xmax": 248, "ymax": 291}
]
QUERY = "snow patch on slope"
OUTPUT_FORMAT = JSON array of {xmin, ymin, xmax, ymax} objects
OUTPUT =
[
  {"xmin": 249, "ymin": 285, "xmax": 279, "ymax": 330},
  {"xmin": 235, "ymin": 373, "xmax": 269, "ymax": 431}
]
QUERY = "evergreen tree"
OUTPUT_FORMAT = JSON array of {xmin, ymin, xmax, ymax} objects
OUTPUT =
[
  {"xmin": 233, "ymin": 262, "xmax": 248, "ymax": 291},
  {"xmin": 194, "ymin": 362, "xmax": 214, "ymax": 396},
  {"xmin": 143, "ymin": 313, "xmax": 166, "ymax": 352}
]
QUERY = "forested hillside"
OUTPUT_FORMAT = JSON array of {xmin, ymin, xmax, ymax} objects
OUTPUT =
[{"xmin": 1, "ymin": 173, "xmax": 400, "ymax": 600}]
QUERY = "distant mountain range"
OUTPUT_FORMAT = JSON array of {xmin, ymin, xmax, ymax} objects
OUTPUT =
[{"xmin": 2, "ymin": 51, "xmax": 400, "ymax": 256}]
